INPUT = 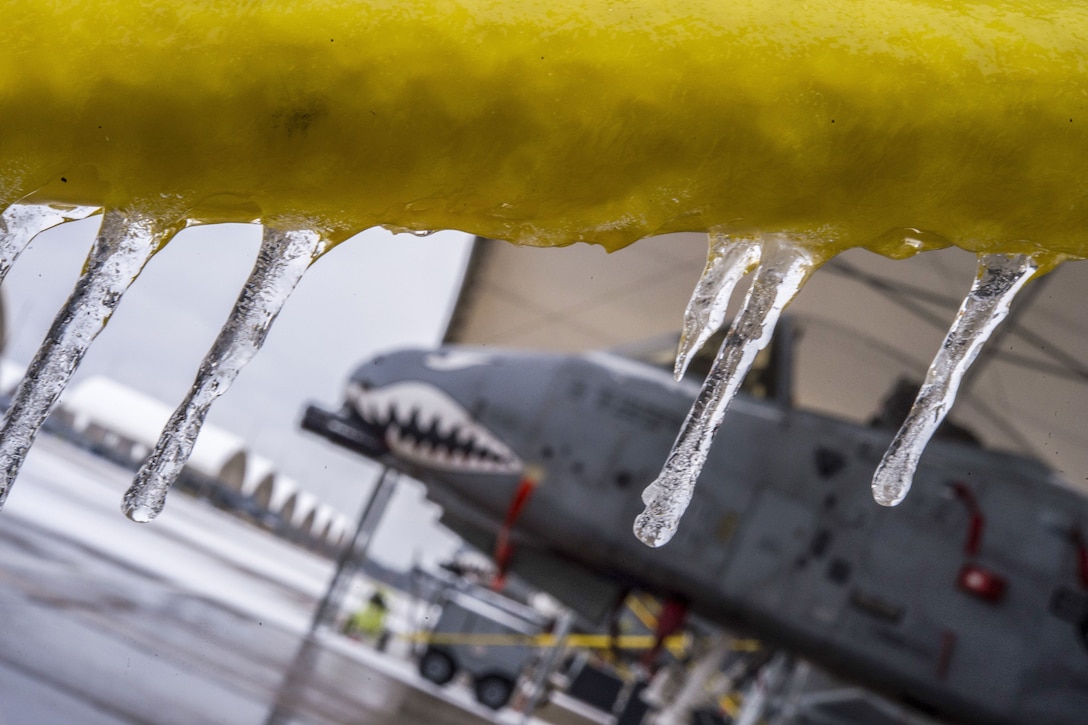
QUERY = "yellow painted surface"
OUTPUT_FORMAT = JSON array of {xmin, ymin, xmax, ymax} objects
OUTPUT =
[
  {"xmin": 405, "ymin": 630, "xmax": 690, "ymax": 652},
  {"xmin": 1, "ymin": 1, "xmax": 1086, "ymax": 259}
]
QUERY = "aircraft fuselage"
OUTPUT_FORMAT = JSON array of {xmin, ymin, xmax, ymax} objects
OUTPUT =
[{"xmin": 313, "ymin": 346, "xmax": 1088, "ymax": 725}]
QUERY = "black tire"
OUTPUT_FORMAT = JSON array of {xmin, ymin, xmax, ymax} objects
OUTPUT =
[
  {"xmin": 418, "ymin": 648, "xmax": 456, "ymax": 686},
  {"xmin": 474, "ymin": 674, "xmax": 514, "ymax": 710}
]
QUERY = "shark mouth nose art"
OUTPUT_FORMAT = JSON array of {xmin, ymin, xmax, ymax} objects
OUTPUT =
[{"xmin": 345, "ymin": 381, "xmax": 522, "ymax": 474}]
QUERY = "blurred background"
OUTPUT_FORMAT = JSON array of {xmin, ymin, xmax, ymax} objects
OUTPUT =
[{"xmin": 3, "ymin": 221, "xmax": 1088, "ymax": 724}]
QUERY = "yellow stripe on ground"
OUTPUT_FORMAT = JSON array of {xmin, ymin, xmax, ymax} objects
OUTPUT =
[{"xmin": 402, "ymin": 631, "xmax": 689, "ymax": 651}]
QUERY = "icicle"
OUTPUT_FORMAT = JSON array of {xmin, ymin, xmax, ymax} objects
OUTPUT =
[
  {"xmin": 674, "ymin": 231, "xmax": 762, "ymax": 381},
  {"xmin": 0, "ymin": 203, "xmax": 99, "ymax": 285},
  {"xmin": 871, "ymin": 253, "xmax": 1039, "ymax": 507},
  {"xmin": 0, "ymin": 209, "xmax": 179, "ymax": 508},
  {"xmin": 636, "ymin": 235, "xmax": 820, "ymax": 547},
  {"xmin": 122, "ymin": 227, "xmax": 326, "ymax": 522}
]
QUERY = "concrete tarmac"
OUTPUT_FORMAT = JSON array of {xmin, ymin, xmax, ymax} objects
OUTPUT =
[{"xmin": 0, "ymin": 435, "xmax": 561, "ymax": 724}]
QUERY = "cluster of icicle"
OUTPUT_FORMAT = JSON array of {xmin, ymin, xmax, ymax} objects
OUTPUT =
[
  {"xmin": 0, "ymin": 202, "xmax": 326, "ymax": 521},
  {"xmin": 634, "ymin": 229, "xmax": 1041, "ymax": 547},
  {"xmin": 0, "ymin": 201, "xmax": 1048, "ymax": 543}
]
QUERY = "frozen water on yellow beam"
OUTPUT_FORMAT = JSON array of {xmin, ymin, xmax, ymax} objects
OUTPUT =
[
  {"xmin": 0, "ymin": 209, "xmax": 181, "ymax": 507},
  {"xmin": 0, "ymin": 1, "xmax": 1084, "ymax": 542},
  {"xmin": 674, "ymin": 231, "xmax": 762, "ymax": 381},
  {"xmin": 872, "ymin": 253, "xmax": 1042, "ymax": 507},
  {"xmin": 0, "ymin": 204, "xmax": 99, "ymax": 285},
  {"xmin": 124, "ymin": 227, "xmax": 325, "ymax": 522},
  {"xmin": 636, "ymin": 235, "xmax": 822, "ymax": 547}
]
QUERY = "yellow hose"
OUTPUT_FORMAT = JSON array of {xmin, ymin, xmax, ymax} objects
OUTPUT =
[{"xmin": 1, "ymin": 0, "xmax": 1085, "ymax": 258}]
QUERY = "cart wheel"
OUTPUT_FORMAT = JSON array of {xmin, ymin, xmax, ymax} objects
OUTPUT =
[
  {"xmin": 419, "ymin": 648, "xmax": 456, "ymax": 685},
  {"xmin": 475, "ymin": 675, "xmax": 514, "ymax": 710}
]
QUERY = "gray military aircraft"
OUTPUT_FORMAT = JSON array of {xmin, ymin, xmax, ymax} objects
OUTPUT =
[{"xmin": 302, "ymin": 322, "xmax": 1088, "ymax": 725}]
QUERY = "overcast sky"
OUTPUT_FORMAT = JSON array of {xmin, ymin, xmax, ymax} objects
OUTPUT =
[{"xmin": 3, "ymin": 217, "xmax": 473, "ymax": 567}]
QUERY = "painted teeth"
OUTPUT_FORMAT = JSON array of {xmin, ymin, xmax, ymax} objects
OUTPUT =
[{"xmin": 348, "ymin": 381, "xmax": 522, "ymax": 473}]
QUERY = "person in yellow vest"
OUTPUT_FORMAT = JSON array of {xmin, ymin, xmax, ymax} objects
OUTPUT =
[{"xmin": 344, "ymin": 591, "xmax": 390, "ymax": 651}]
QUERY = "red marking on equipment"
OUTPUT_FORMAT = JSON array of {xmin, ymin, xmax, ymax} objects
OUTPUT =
[
  {"xmin": 492, "ymin": 469, "xmax": 542, "ymax": 591},
  {"xmin": 950, "ymin": 482, "xmax": 983, "ymax": 557},
  {"xmin": 642, "ymin": 598, "xmax": 688, "ymax": 670},
  {"xmin": 957, "ymin": 564, "xmax": 1006, "ymax": 602}
]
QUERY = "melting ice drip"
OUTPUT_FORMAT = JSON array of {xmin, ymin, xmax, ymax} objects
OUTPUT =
[
  {"xmin": 122, "ymin": 228, "xmax": 325, "ymax": 522},
  {"xmin": 0, "ymin": 198, "xmax": 1059, "ymax": 538},
  {"xmin": 641, "ymin": 239, "xmax": 1046, "ymax": 548},
  {"xmin": 871, "ymin": 253, "xmax": 1040, "ymax": 506},
  {"xmin": 635, "ymin": 234, "xmax": 820, "ymax": 547},
  {"xmin": 0, "ymin": 208, "xmax": 179, "ymax": 507},
  {"xmin": 0, "ymin": 200, "xmax": 324, "ymax": 521},
  {"xmin": 674, "ymin": 231, "xmax": 762, "ymax": 381},
  {"xmin": 0, "ymin": 203, "xmax": 99, "ymax": 285}
]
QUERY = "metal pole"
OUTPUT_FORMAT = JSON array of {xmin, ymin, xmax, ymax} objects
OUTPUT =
[
  {"xmin": 775, "ymin": 659, "xmax": 811, "ymax": 724},
  {"xmin": 735, "ymin": 652, "xmax": 791, "ymax": 725},
  {"xmin": 265, "ymin": 467, "xmax": 399, "ymax": 724},
  {"xmin": 654, "ymin": 632, "xmax": 731, "ymax": 725},
  {"xmin": 520, "ymin": 609, "xmax": 574, "ymax": 724}
]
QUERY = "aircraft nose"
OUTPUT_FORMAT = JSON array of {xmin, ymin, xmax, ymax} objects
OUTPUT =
[
  {"xmin": 344, "ymin": 347, "xmax": 526, "ymax": 475},
  {"xmin": 349, "ymin": 349, "xmax": 431, "ymax": 390}
]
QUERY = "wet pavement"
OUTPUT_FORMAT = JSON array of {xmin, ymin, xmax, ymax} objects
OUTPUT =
[{"xmin": 0, "ymin": 436, "xmax": 554, "ymax": 724}]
